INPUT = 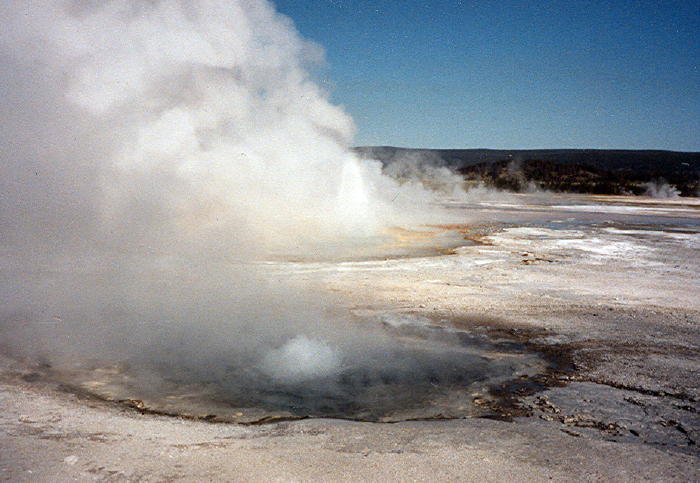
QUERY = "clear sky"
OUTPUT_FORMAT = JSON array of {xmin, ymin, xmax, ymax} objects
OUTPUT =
[{"xmin": 273, "ymin": 0, "xmax": 699, "ymax": 151}]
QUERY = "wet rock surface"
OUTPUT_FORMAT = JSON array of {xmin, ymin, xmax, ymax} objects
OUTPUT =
[{"xmin": 524, "ymin": 383, "xmax": 699, "ymax": 455}]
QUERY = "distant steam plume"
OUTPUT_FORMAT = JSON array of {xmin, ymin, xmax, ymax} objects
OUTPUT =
[
  {"xmin": 643, "ymin": 178, "xmax": 681, "ymax": 199},
  {"xmin": 380, "ymin": 150, "xmax": 468, "ymax": 199}
]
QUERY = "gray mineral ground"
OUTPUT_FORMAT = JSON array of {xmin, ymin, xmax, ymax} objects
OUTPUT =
[{"xmin": 2, "ymin": 194, "xmax": 699, "ymax": 481}]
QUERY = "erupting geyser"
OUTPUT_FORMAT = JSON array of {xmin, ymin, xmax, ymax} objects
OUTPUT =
[
  {"xmin": 0, "ymin": 0, "xmax": 544, "ymax": 422},
  {"xmin": 336, "ymin": 158, "xmax": 375, "ymax": 236}
]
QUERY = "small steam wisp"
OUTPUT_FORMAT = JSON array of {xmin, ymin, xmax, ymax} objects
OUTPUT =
[{"xmin": 261, "ymin": 336, "xmax": 343, "ymax": 384}]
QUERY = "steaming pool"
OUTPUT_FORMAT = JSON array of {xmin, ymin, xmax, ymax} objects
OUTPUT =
[{"xmin": 6, "ymin": 314, "xmax": 552, "ymax": 424}]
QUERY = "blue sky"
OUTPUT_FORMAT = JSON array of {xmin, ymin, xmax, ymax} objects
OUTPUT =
[{"xmin": 273, "ymin": 0, "xmax": 699, "ymax": 150}]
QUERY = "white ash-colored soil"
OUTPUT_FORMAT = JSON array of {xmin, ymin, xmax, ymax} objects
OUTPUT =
[{"xmin": 2, "ymin": 194, "xmax": 699, "ymax": 481}]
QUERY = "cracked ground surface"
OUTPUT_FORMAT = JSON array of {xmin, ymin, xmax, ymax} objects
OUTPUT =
[{"xmin": 1, "ymin": 193, "xmax": 699, "ymax": 481}]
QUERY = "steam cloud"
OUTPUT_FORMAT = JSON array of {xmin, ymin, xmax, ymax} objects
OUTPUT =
[
  {"xmin": 381, "ymin": 150, "xmax": 469, "ymax": 199},
  {"xmin": 643, "ymin": 179, "xmax": 681, "ymax": 199},
  {"xmin": 0, "ymin": 0, "xmax": 465, "ymax": 395}
]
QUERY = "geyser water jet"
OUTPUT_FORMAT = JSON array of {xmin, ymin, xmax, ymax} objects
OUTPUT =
[{"xmin": 336, "ymin": 158, "xmax": 375, "ymax": 236}]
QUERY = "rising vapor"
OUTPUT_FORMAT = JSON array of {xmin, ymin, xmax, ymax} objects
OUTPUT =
[{"xmin": 0, "ymin": 0, "xmax": 476, "ymax": 413}]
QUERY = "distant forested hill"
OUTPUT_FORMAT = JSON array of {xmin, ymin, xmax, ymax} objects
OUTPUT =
[{"xmin": 354, "ymin": 146, "xmax": 700, "ymax": 196}]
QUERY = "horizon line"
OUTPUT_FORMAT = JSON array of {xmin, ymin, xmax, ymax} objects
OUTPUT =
[{"xmin": 353, "ymin": 145, "xmax": 700, "ymax": 154}]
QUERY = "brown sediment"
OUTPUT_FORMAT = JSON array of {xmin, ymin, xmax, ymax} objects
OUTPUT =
[
  {"xmin": 426, "ymin": 222, "xmax": 511, "ymax": 245},
  {"xmin": 372, "ymin": 224, "xmax": 482, "ymax": 258},
  {"xmin": 382, "ymin": 226, "xmax": 446, "ymax": 241},
  {"xmin": 384, "ymin": 222, "xmax": 508, "ymax": 247}
]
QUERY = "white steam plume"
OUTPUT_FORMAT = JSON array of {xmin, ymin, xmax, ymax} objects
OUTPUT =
[
  {"xmin": 1, "ymin": 0, "xmax": 457, "ymax": 263},
  {"xmin": 0, "ymin": 1, "xmax": 461, "ymax": 388}
]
